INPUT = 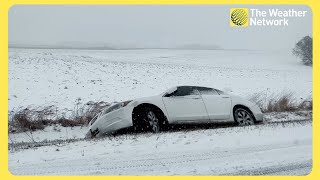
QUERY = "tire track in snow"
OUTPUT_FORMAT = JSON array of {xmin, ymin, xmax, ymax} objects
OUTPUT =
[{"xmin": 222, "ymin": 160, "xmax": 312, "ymax": 175}]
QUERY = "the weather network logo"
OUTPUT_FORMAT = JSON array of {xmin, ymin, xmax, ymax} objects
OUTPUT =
[{"xmin": 230, "ymin": 8, "xmax": 249, "ymax": 27}]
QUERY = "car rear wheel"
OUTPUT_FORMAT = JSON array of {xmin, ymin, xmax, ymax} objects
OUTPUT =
[{"xmin": 234, "ymin": 108, "xmax": 255, "ymax": 126}]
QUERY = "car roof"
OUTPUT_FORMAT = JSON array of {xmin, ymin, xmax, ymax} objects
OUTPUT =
[{"xmin": 176, "ymin": 85, "xmax": 212, "ymax": 89}]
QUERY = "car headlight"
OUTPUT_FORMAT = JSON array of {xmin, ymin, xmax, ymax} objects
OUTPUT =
[
  {"xmin": 120, "ymin": 100, "xmax": 132, "ymax": 107},
  {"xmin": 89, "ymin": 113, "xmax": 100, "ymax": 125},
  {"xmin": 102, "ymin": 100, "xmax": 132, "ymax": 115}
]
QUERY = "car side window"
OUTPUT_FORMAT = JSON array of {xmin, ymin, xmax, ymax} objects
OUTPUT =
[
  {"xmin": 171, "ymin": 86, "xmax": 199, "ymax": 97},
  {"xmin": 197, "ymin": 87, "xmax": 219, "ymax": 95}
]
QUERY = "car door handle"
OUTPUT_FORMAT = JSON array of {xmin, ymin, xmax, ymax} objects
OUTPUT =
[
  {"xmin": 191, "ymin": 97, "xmax": 201, "ymax": 99},
  {"xmin": 222, "ymin": 96, "xmax": 230, "ymax": 98}
]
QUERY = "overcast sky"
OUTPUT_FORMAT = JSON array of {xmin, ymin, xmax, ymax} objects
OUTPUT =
[{"xmin": 9, "ymin": 5, "xmax": 312, "ymax": 50}]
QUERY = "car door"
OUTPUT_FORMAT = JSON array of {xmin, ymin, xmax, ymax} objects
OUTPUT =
[
  {"xmin": 162, "ymin": 86, "xmax": 209, "ymax": 122},
  {"xmin": 197, "ymin": 87, "xmax": 232, "ymax": 120}
]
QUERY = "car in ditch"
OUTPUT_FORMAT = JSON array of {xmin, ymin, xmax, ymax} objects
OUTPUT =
[{"xmin": 86, "ymin": 86, "xmax": 263, "ymax": 138}]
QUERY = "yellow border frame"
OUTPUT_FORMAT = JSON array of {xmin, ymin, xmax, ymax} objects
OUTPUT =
[{"xmin": 1, "ymin": 0, "xmax": 318, "ymax": 178}]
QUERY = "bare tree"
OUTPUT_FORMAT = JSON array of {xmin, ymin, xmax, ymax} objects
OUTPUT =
[{"xmin": 293, "ymin": 36, "xmax": 312, "ymax": 66}]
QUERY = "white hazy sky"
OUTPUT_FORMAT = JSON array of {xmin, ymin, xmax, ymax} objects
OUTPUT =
[{"xmin": 9, "ymin": 5, "xmax": 312, "ymax": 50}]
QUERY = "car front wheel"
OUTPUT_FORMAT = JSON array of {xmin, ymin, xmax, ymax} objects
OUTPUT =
[{"xmin": 144, "ymin": 108, "xmax": 160, "ymax": 133}]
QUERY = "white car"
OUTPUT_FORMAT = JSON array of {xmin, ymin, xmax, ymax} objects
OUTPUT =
[{"xmin": 86, "ymin": 86, "xmax": 263, "ymax": 138}]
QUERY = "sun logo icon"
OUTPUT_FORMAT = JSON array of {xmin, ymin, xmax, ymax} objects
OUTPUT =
[{"xmin": 230, "ymin": 8, "xmax": 249, "ymax": 27}]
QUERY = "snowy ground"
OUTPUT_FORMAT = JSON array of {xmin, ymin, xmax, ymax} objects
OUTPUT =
[
  {"xmin": 8, "ymin": 48, "xmax": 312, "ymax": 175},
  {"xmin": 9, "ymin": 125, "xmax": 87, "ymax": 144},
  {"xmin": 9, "ymin": 121, "xmax": 312, "ymax": 175},
  {"xmin": 8, "ymin": 48, "xmax": 312, "ymax": 111}
]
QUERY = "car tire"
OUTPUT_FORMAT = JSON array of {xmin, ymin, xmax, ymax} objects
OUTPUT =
[
  {"xmin": 234, "ymin": 107, "xmax": 255, "ymax": 126},
  {"xmin": 143, "ymin": 108, "xmax": 160, "ymax": 133}
]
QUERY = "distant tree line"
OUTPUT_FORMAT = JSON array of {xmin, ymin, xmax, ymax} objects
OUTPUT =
[{"xmin": 293, "ymin": 36, "xmax": 312, "ymax": 66}]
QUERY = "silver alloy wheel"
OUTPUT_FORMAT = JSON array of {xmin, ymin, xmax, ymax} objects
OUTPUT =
[
  {"xmin": 147, "ymin": 111, "xmax": 160, "ymax": 133},
  {"xmin": 235, "ymin": 108, "xmax": 254, "ymax": 126}
]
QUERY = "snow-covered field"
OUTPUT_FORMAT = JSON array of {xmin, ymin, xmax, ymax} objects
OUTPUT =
[
  {"xmin": 8, "ymin": 48, "xmax": 312, "ymax": 111},
  {"xmin": 8, "ymin": 48, "xmax": 312, "ymax": 175},
  {"xmin": 9, "ymin": 121, "xmax": 312, "ymax": 175}
]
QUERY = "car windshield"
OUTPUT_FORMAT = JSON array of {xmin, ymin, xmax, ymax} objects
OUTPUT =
[{"xmin": 162, "ymin": 87, "xmax": 177, "ymax": 95}]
